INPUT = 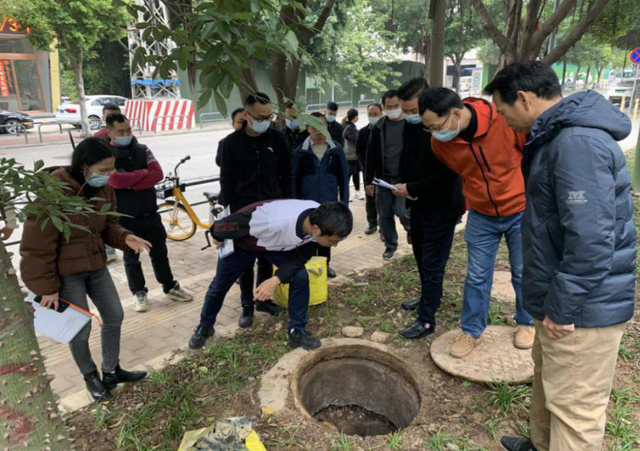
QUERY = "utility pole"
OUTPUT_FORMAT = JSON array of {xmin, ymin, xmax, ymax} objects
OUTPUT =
[{"xmin": 429, "ymin": 0, "xmax": 446, "ymax": 87}]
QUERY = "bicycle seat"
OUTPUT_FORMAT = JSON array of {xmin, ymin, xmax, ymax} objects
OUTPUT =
[{"xmin": 203, "ymin": 191, "xmax": 219, "ymax": 202}]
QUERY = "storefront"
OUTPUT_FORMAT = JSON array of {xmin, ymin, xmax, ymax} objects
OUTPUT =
[{"xmin": 0, "ymin": 18, "xmax": 60, "ymax": 114}]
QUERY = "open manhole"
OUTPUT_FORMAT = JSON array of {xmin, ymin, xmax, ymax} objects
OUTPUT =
[{"xmin": 292, "ymin": 344, "xmax": 421, "ymax": 437}]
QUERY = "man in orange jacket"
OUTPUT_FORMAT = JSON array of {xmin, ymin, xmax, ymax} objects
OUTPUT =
[{"xmin": 418, "ymin": 87, "xmax": 534, "ymax": 359}]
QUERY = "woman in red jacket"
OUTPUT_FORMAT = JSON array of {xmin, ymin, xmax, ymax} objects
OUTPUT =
[{"xmin": 20, "ymin": 138, "xmax": 151, "ymax": 401}]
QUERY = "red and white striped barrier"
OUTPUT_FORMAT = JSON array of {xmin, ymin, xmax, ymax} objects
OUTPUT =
[{"xmin": 124, "ymin": 98, "xmax": 195, "ymax": 132}]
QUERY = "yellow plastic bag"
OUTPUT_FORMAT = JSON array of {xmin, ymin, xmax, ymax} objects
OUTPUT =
[
  {"xmin": 246, "ymin": 430, "xmax": 267, "ymax": 451},
  {"xmin": 273, "ymin": 256, "xmax": 327, "ymax": 307}
]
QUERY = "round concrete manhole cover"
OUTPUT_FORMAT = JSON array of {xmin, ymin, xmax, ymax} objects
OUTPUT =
[{"xmin": 430, "ymin": 326, "xmax": 534, "ymax": 384}]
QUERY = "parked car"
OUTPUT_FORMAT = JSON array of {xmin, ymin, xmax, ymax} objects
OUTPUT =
[
  {"xmin": 56, "ymin": 95, "xmax": 127, "ymax": 130},
  {"xmin": 0, "ymin": 110, "xmax": 34, "ymax": 135},
  {"xmin": 605, "ymin": 79, "xmax": 635, "ymax": 108}
]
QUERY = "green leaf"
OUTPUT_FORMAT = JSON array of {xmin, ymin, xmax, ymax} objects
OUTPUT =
[
  {"xmin": 198, "ymin": 89, "xmax": 213, "ymax": 109},
  {"xmin": 285, "ymin": 31, "xmax": 298, "ymax": 51},
  {"xmin": 214, "ymin": 91, "xmax": 228, "ymax": 118},
  {"xmin": 231, "ymin": 12, "xmax": 255, "ymax": 20},
  {"xmin": 34, "ymin": 160, "xmax": 45, "ymax": 172},
  {"xmin": 99, "ymin": 203, "xmax": 111, "ymax": 213}
]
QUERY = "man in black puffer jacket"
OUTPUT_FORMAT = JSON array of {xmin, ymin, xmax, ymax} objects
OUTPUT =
[{"xmin": 486, "ymin": 61, "xmax": 636, "ymax": 451}]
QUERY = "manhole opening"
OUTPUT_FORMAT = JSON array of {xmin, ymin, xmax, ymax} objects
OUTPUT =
[{"xmin": 295, "ymin": 345, "xmax": 421, "ymax": 437}]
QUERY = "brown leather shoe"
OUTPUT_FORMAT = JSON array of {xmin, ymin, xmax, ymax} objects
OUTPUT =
[
  {"xmin": 514, "ymin": 326, "xmax": 535, "ymax": 349},
  {"xmin": 450, "ymin": 333, "xmax": 483, "ymax": 359}
]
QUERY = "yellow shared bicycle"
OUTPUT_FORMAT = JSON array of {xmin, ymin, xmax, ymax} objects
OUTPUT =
[{"xmin": 156, "ymin": 155, "xmax": 223, "ymax": 242}]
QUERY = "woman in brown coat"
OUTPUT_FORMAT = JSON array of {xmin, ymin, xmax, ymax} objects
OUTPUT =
[{"xmin": 20, "ymin": 138, "xmax": 152, "ymax": 401}]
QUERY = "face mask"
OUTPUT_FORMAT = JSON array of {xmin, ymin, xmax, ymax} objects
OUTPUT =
[
  {"xmin": 286, "ymin": 119, "xmax": 300, "ymax": 130},
  {"xmin": 385, "ymin": 108, "xmax": 402, "ymax": 120},
  {"xmin": 368, "ymin": 117, "xmax": 380, "ymax": 126},
  {"xmin": 326, "ymin": 115, "xmax": 336, "ymax": 123},
  {"xmin": 432, "ymin": 116, "xmax": 461, "ymax": 142},
  {"xmin": 250, "ymin": 119, "xmax": 270, "ymax": 134},
  {"xmin": 405, "ymin": 114, "xmax": 421, "ymax": 124},
  {"xmin": 114, "ymin": 135, "xmax": 132, "ymax": 147},
  {"xmin": 86, "ymin": 172, "xmax": 110, "ymax": 188}
]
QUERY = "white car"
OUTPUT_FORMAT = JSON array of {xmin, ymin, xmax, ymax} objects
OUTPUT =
[{"xmin": 56, "ymin": 95, "xmax": 127, "ymax": 130}]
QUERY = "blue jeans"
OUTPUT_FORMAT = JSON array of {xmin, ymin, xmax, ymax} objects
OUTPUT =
[
  {"xmin": 462, "ymin": 209, "xmax": 532, "ymax": 338},
  {"xmin": 200, "ymin": 248, "xmax": 310, "ymax": 331}
]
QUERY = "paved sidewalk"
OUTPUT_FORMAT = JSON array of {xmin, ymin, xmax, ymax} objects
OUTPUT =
[{"xmin": 39, "ymin": 199, "xmax": 413, "ymax": 412}]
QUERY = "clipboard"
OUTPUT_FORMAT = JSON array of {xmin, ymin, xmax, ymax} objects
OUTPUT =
[{"xmin": 26, "ymin": 292, "xmax": 92, "ymax": 344}]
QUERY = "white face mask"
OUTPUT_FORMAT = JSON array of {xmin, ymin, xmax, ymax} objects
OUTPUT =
[{"xmin": 385, "ymin": 108, "xmax": 402, "ymax": 120}]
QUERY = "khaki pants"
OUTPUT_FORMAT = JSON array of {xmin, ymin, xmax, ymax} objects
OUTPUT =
[{"xmin": 530, "ymin": 319, "xmax": 626, "ymax": 451}]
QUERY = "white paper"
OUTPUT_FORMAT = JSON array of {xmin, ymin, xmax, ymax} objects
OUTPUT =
[
  {"xmin": 373, "ymin": 178, "xmax": 398, "ymax": 191},
  {"xmin": 217, "ymin": 206, "xmax": 235, "ymax": 259},
  {"xmin": 26, "ymin": 293, "xmax": 91, "ymax": 344}
]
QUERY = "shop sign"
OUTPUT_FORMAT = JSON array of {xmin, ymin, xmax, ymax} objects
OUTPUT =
[
  {"xmin": 0, "ymin": 18, "xmax": 30, "ymax": 35},
  {"xmin": 0, "ymin": 62, "xmax": 8, "ymax": 98}
]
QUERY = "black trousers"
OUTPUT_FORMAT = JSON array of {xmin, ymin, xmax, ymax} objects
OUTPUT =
[
  {"xmin": 410, "ymin": 206, "xmax": 458, "ymax": 325},
  {"xmin": 317, "ymin": 245, "xmax": 331, "ymax": 265},
  {"xmin": 365, "ymin": 191, "xmax": 378, "ymax": 228},
  {"xmin": 120, "ymin": 213, "xmax": 176, "ymax": 295},
  {"xmin": 238, "ymin": 256, "xmax": 273, "ymax": 308}
]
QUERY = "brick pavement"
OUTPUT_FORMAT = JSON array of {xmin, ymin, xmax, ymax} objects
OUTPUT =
[{"xmin": 39, "ymin": 199, "xmax": 414, "ymax": 412}]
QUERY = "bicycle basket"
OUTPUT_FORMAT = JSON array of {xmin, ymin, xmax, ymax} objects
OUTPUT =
[{"xmin": 155, "ymin": 181, "xmax": 174, "ymax": 199}]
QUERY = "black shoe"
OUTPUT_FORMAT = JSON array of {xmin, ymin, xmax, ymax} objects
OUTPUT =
[
  {"xmin": 500, "ymin": 437, "xmax": 537, "ymax": 451},
  {"xmin": 102, "ymin": 365, "xmax": 148, "ymax": 390},
  {"xmin": 398, "ymin": 320, "xmax": 435, "ymax": 339},
  {"xmin": 188, "ymin": 325, "xmax": 214, "ymax": 349},
  {"xmin": 84, "ymin": 371, "xmax": 111, "ymax": 401},
  {"xmin": 238, "ymin": 306, "xmax": 254, "ymax": 328},
  {"xmin": 364, "ymin": 225, "xmax": 378, "ymax": 235},
  {"xmin": 382, "ymin": 249, "xmax": 395, "ymax": 260},
  {"xmin": 256, "ymin": 300, "xmax": 285, "ymax": 316},
  {"xmin": 289, "ymin": 329, "xmax": 321, "ymax": 350},
  {"xmin": 401, "ymin": 298, "xmax": 420, "ymax": 310},
  {"xmin": 407, "ymin": 232, "xmax": 412, "ymax": 245},
  {"xmin": 327, "ymin": 267, "xmax": 337, "ymax": 278}
]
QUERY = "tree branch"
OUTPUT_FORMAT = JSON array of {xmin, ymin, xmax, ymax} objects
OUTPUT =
[
  {"xmin": 543, "ymin": 0, "xmax": 612, "ymax": 65},
  {"xmin": 527, "ymin": 0, "xmax": 579, "ymax": 59},
  {"xmin": 299, "ymin": 0, "xmax": 336, "ymax": 45},
  {"xmin": 470, "ymin": 0, "xmax": 512, "ymax": 53}
]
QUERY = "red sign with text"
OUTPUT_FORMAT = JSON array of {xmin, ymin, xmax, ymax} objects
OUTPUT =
[
  {"xmin": 0, "ymin": 18, "xmax": 30, "ymax": 35},
  {"xmin": 0, "ymin": 63, "xmax": 8, "ymax": 98}
]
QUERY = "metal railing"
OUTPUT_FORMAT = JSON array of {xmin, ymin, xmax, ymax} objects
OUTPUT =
[
  {"xmin": 4, "ymin": 173, "xmax": 221, "ymax": 248},
  {"xmin": 127, "ymin": 117, "xmax": 144, "ymax": 134},
  {"xmin": 199, "ymin": 112, "xmax": 226, "ymax": 128},
  {"xmin": 151, "ymin": 115, "xmax": 191, "ymax": 133},
  {"xmin": 357, "ymin": 99, "xmax": 375, "ymax": 108},
  {"xmin": 305, "ymin": 100, "xmax": 353, "ymax": 113},
  {"xmin": 0, "ymin": 123, "xmax": 28, "ymax": 144}
]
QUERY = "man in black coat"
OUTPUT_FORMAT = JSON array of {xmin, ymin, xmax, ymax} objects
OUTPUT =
[
  {"xmin": 356, "ymin": 103, "xmax": 383, "ymax": 234},
  {"xmin": 393, "ymin": 78, "xmax": 465, "ymax": 339}
]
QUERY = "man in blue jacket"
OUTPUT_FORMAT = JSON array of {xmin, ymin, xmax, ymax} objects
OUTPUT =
[
  {"xmin": 485, "ymin": 61, "xmax": 636, "ymax": 451},
  {"xmin": 292, "ymin": 112, "xmax": 349, "ymax": 279}
]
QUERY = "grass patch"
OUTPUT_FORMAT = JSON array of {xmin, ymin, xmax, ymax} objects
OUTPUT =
[{"xmin": 487, "ymin": 383, "xmax": 531, "ymax": 415}]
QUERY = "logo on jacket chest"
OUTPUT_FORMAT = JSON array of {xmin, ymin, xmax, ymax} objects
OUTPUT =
[{"xmin": 566, "ymin": 190, "xmax": 587, "ymax": 205}]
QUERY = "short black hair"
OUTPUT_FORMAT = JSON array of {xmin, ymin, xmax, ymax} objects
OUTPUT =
[
  {"xmin": 381, "ymin": 90, "xmax": 398, "ymax": 106},
  {"xmin": 310, "ymin": 111, "xmax": 327, "ymax": 120},
  {"xmin": 396, "ymin": 77, "xmax": 430, "ymax": 101},
  {"xmin": 231, "ymin": 108, "xmax": 244, "ymax": 121},
  {"xmin": 346, "ymin": 108, "xmax": 359, "ymax": 122},
  {"xmin": 283, "ymin": 101, "xmax": 295, "ymax": 109},
  {"xmin": 102, "ymin": 103, "xmax": 121, "ymax": 114},
  {"xmin": 70, "ymin": 137, "xmax": 114, "ymax": 194},
  {"xmin": 418, "ymin": 88, "xmax": 465, "ymax": 117},
  {"xmin": 484, "ymin": 61, "xmax": 562, "ymax": 105},
  {"xmin": 309, "ymin": 202, "xmax": 353, "ymax": 238},
  {"xmin": 106, "ymin": 113, "xmax": 128, "ymax": 128},
  {"xmin": 326, "ymin": 101, "xmax": 338, "ymax": 112},
  {"xmin": 244, "ymin": 92, "xmax": 271, "ymax": 107},
  {"xmin": 367, "ymin": 103, "xmax": 383, "ymax": 114}
]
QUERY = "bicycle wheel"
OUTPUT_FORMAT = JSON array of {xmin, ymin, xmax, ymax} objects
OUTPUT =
[{"xmin": 158, "ymin": 202, "xmax": 197, "ymax": 241}]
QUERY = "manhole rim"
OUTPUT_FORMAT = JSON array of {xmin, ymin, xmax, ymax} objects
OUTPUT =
[{"xmin": 289, "ymin": 339, "xmax": 423, "ymax": 429}]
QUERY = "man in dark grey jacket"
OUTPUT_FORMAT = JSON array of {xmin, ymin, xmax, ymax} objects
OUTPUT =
[{"xmin": 485, "ymin": 61, "xmax": 636, "ymax": 451}]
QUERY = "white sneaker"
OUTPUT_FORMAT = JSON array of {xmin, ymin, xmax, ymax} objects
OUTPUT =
[
  {"xmin": 353, "ymin": 192, "xmax": 364, "ymax": 200},
  {"xmin": 134, "ymin": 292, "xmax": 148, "ymax": 312},
  {"xmin": 165, "ymin": 283, "xmax": 193, "ymax": 302}
]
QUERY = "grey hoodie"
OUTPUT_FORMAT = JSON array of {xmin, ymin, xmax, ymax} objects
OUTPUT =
[{"xmin": 521, "ymin": 90, "xmax": 636, "ymax": 327}]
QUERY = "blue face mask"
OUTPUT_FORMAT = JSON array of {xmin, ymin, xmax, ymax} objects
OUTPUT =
[
  {"xmin": 115, "ymin": 135, "xmax": 132, "ymax": 147},
  {"xmin": 432, "ymin": 116, "xmax": 461, "ymax": 142},
  {"xmin": 405, "ymin": 114, "xmax": 421, "ymax": 124},
  {"xmin": 86, "ymin": 173, "xmax": 110, "ymax": 188},
  {"xmin": 368, "ymin": 116, "xmax": 380, "ymax": 126},
  {"xmin": 326, "ymin": 115, "xmax": 336, "ymax": 123},
  {"xmin": 250, "ymin": 119, "xmax": 270, "ymax": 134},
  {"xmin": 286, "ymin": 119, "xmax": 300, "ymax": 130}
]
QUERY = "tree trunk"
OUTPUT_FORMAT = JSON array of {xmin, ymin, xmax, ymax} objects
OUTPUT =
[
  {"xmin": 0, "ymin": 242, "xmax": 70, "ymax": 449},
  {"xmin": 237, "ymin": 68, "xmax": 259, "ymax": 104},
  {"xmin": 70, "ymin": 57, "xmax": 90, "ymax": 138},
  {"xmin": 562, "ymin": 58, "xmax": 568, "ymax": 84},
  {"xmin": 429, "ymin": 0, "xmax": 447, "ymax": 87},
  {"xmin": 596, "ymin": 67, "xmax": 604, "ymax": 88},
  {"xmin": 585, "ymin": 64, "xmax": 591, "ymax": 88},
  {"xmin": 451, "ymin": 54, "xmax": 464, "ymax": 93},
  {"xmin": 422, "ymin": 33, "xmax": 432, "ymax": 79},
  {"xmin": 575, "ymin": 64, "xmax": 581, "ymax": 83}
]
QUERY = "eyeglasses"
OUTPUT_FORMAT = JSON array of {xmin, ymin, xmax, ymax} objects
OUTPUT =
[
  {"xmin": 424, "ymin": 112, "xmax": 453, "ymax": 133},
  {"xmin": 246, "ymin": 111, "xmax": 274, "ymax": 122}
]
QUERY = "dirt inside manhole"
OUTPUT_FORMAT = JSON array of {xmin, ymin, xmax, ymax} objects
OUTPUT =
[{"xmin": 293, "ymin": 345, "xmax": 421, "ymax": 437}]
